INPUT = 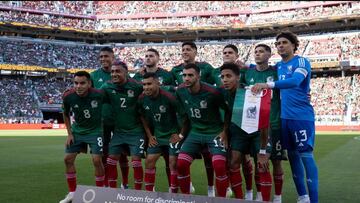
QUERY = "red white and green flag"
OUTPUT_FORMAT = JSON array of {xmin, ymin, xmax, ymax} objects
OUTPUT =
[{"xmin": 231, "ymin": 88, "xmax": 272, "ymax": 134}]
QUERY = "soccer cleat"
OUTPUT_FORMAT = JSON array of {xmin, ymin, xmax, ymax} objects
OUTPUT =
[
  {"xmin": 190, "ymin": 182, "xmax": 196, "ymax": 194},
  {"xmin": 207, "ymin": 185, "xmax": 215, "ymax": 197},
  {"xmin": 59, "ymin": 192, "xmax": 74, "ymax": 203},
  {"xmin": 245, "ymin": 190, "xmax": 253, "ymax": 200},
  {"xmin": 297, "ymin": 195, "xmax": 310, "ymax": 203},
  {"xmin": 255, "ymin": 192, "xmax": 263, "ymax": 201},
  {"xmin": 226, "ymin": 187, "xmax": 233, "ymax": 198},
  {"xmin": 121, "ymin": 184, "xmax": 129, "ymax": 189},
  {"xmin": 273, "ymin": 195, "xmax": 282, "ymax": 203},
  {"xmin": 168, "ymin": 188, "xmax": 172, "ymax": 193}
]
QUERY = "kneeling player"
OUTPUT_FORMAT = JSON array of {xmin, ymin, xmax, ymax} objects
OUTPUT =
[
  {"xmin": 60, "ymin": 71, "xmax": 105, "ymax": 203},
  {"xmin": 138, "ymin": 72, "xmax": 185, "ymax": 193}
]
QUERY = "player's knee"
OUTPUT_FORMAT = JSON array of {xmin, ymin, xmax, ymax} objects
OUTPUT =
[
  {"xmin": 145, "ymin": 158, "xmax": 156, "ymax": 169},
  {"xmin": 230, "ymin": 157, "xmax": 241, "ymax": 170},
  {"xmin": 64, "ymin": 155, "xmax": 75, "ymax": 166},
  {"xmin": 177, "ymin": 153, "xmax": 193, "ymax": 173},
  {"xmin": 212, "ymin": 155, "xmax": 227, "ymax": 171},
  {"xmin": 92, "ymin": 155, "xmax": 103, "ymax": 167}
]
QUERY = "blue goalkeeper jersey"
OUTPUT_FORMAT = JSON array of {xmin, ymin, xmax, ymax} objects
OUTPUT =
[{"xmin": 275, "ymin": 55, "xmax": 315, "ymax": 121}]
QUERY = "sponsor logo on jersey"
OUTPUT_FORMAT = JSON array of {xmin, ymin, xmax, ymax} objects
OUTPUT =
[
  {"xmin": 159, "ymin": 105, "xmax": 166, "ymax": 113},
  {"xmin": 200, "ymin": 100, "xmax": 207, "ymax": 109},
  {"xmin": 127, "ymin": 90, "xmax": 134, "ymax": 97},
  {"xmin": 91, "ymin": 100, "xmax": 98, "ymax": 108}
]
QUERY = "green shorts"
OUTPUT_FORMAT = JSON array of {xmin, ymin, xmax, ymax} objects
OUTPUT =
[
  {"xmin": 147, "ymin": 137, "xmax": 183, "ymax": 156},
  {"xmin": 109, "ymin": 133, "xmax": 145, "ymax": 157},
  {"xmin": 269, "ymin": 128, "xmax": 287, "ymax": 160},
  {"xmin": 65, "ymin": 133, "xmax": 103, "ymax": 155},
  {"xmin": 229, "ymin": 124, "xmax": 271, "ymax": 156},
  {"xmin": 179, "ymin": 131, "xmax": 227, "ymax": 157}
]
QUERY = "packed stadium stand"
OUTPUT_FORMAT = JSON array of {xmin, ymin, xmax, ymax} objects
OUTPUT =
[{"xmin": 0, "ymin": 1, "xmax": 359, "ymax": 125}]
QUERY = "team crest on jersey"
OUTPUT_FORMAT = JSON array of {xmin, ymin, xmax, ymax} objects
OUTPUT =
[
  {"xmin": 159, "ymin": 105, "xmax": 166, "ymax": 113},
  {"xmin": 127, "ymin": 90, "xmax": 134, "ymax": 97},
  {"xmin": 158, "ymin": 77, "xmax": 163, "ymax": 85},
  {"xmin": 200, "ymin": 100, "xmax": 207, "ymax": 109},
  {"xmin": 91, "ymin": 100, "xmax": 98, "ymax": 108},
  {"xmin": 266, "ymin": 76, "xmax": 274, "ymax": 83},
  {"xmin": 287, "ymin": 65, "xmax": 293, "ymax": 72}
]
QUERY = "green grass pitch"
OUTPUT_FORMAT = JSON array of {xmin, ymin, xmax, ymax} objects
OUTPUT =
[{"xmin": 0, "ymin": 130, "xmax": 359, "ymax": 203}]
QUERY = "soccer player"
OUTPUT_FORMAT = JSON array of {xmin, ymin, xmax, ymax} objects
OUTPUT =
[
  {"xmin": 133, "ymin": 48, "xmax": 176, "ymax": 190},
  {"xmin": 90, "ymin": 47, "xmax": 130, "ymax": 188},
  {"xmin": 171, "ymin": 42, "xmax": 216, "ymax": 196},
  {"xmin": 101, "ymin": 60, "xmax": 145, "ymax": 190},
  {"xmin": 133, "ymin": 48, "xmax": 175, "ymax": 88},
  {"xmin": 215, "ymin": 44, "xmax": 255, "ymax": 199},
  {"xmin": 252, "ymin": 31, "xmax": 318, "ymax": 203},
  {"xmin": 244, "ymin": 44, "xmax": 285, "ymax": 202},
  {"xmin": 175, "ymin": 63, "xmax": 230, "ymax": 197},
  {"xmin": 138, "ymin": 72, "xmax": 184, "ymax": 193},
  {"xmin": 60, "ymin": 71, "xmax": 105, "ymax": 203}
]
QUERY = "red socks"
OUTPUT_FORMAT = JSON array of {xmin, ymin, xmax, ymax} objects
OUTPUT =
[
  {"xmin": 243, "ymin": 159, "xmax": 253, "ymax": 191},
  {"xmin": 212, "ymin": 155, "xmax": 229, "ymax": 197},
  {"xmin": 144, "ymin": 168, "xmax": 156, "ymax": 191},
  {"xmin": 95, "ymin": 175, "xmax": 105, "ymax": 187},
  {"xmin": 177, "ymin": 153, "xmax": 193, "ymax": 194},
  {"xmin": 259, "ymin": 170, "xmax": 272, "ymax": 201},
  {"xmin": 66, "ymin": 172, "xmax": 76, "ymax": 192},
  {"xmin": 106, "ymin": 157, "xmax": 118, "ymax": 188},
  {"xmin": 274, "ymin": 172, "xmax": 284, "ymax": 195},
  {"xmin": 170, "ymin": 170, "xmax": 178, "ymax": 193},
  {"xmin": 132, "ymin": 159, "xmax": 143, "ymax": 190},
  {"xmin": 229, "ymin": 168, "xmax": 244, "ymax": 199}
]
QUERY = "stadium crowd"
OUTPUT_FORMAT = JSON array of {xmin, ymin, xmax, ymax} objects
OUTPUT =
[{"xmin": 0, "ymin": 2, "xmax": 358, "ymax": 31}]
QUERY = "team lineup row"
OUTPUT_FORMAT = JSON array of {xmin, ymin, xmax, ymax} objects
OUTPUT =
[{"xmin": 59, "ymin": 31, "xmax": 318, "ymax": 203}]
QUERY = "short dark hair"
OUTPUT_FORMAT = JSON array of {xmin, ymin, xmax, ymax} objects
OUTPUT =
[
  {"xmin": 112, "ymin": 59, "xmax": 128, "ymax": 70},
  {"xmin": 74, "ymin": 71, "xmax": 91, "ymax": 80},
  {"xmin": 100, "ymin": 46, "xmax": 114, "ymax": 54},
  {"xmin": 276, "ymin": 31, "xmax": 299, "ymax": 52},
  {"xmin": 255, "ymin": 44, "xmax": 271, "ymax": 53},
  {"xmin": 182, "ymin": 42, "xmax": 197, "ymax": 51},
  {"xmin": 223, "ymin": 44, "xmax": 238, "ymax": 54},
  {"xmin": 220, "ymin": 63, "xmax": 240, "ymax": 76},
  {"xmin": 184, "ymin": 63, "xmax": 200, "ymax": 74},
  {"xmin": 143, "ymin": 72, "xmax": 158, "ymax": 80},
  {"xmin": 147, "ymin": 48, "xmax": 160, "ymax": 57}
]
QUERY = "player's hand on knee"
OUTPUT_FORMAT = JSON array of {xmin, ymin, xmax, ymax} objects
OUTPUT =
[
  {"xmin": 65, "ymin": 134, "xmax": 74, "ymax": 147},
  {"xmin": 257, "ymin": 153, "xmax": 270, "ymax": 171},
  {"xmin": 148, "ymin": 136, "xmax": 158, "ymax": 147},
  {"xmin": 170, "ymin": 133, "xmax": 183, "ymax": 144}
]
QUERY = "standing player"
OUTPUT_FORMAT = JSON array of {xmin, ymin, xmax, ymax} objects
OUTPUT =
[
  {"xmin": 133, "ymin": 48, "xmax": 175, "ymax": 88},
  {"xmin": 60, "ymin": 71, "xmax": 105, "ymax": 203},
  {"xmin": 243, "ymin": 44, "xmax": 285, "ymax": 202},
  {"xmin": 171, "ymin": 42, "xmax": 216, "ymax": 196},
  {"xmin": 138, "ymin": 72, "xmax": 184, "ymax": 193},
  {"xmin": 90, "ymin": 47, "xmax": 130, "ymax": 188},
  {"xmin": 133, "ymin": 48, "xmax": 176, "ymax": 189},
  {"xmin": 214, "ymin": 44, "xmax": 255, "ymax": 199},
  {"xmin": 175, "ymin": 63, "xmax": 230, "ymax": 197},
  {"xmin": 102, "ymin": 60, "xmax": 145, "ymax": 190},
  {"xmin": 252, "ymin": 31, "xmax": 318, "ymax": 203}
]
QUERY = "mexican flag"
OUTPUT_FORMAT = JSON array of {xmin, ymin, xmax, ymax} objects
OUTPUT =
[{"xmin": 231, "ymin": 88, "xmax": 272, "ymax": 134}]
